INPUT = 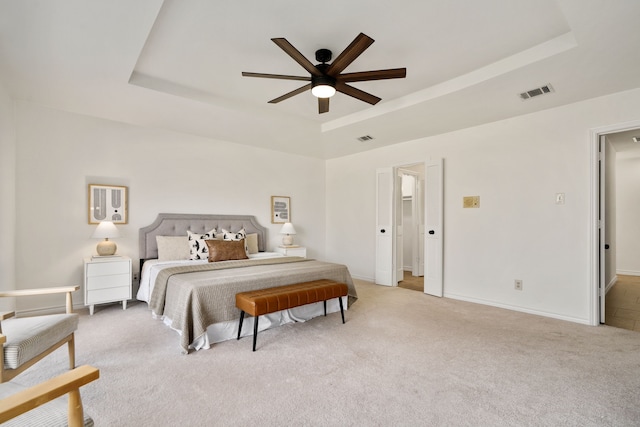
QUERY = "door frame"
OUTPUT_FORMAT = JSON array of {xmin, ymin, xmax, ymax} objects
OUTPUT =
[
  {"xmin": 376, "ymin": 159, "xmax": 443, "ymax": 295},
  {"xmin": 590, "ymin": 119, "xmax": 640, "ymax": 325}
]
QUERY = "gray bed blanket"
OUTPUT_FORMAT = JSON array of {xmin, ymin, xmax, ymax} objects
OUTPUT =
[{"xmin": 149, "ymin": 257, "xmax": 357, "ymax": 351}]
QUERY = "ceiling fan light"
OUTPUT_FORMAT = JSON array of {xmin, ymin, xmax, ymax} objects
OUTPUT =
[{"xmin": 311, "ymin": 84, "xmax": 336, "ymax": 98}]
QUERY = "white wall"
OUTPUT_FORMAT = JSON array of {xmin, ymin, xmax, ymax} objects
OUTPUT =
[
  {"xmin": 616, "ymin": 152, "xmax": 640, "ymax": 275},
  {"xmin": 326, "ymin": 88, "xmax": 640, "ymax": 325},
  {"xmin": 12, "ymin": 102, "xmax": 326, "ymax": 312},
  {"xmin": 0, "ymin": 81, "xmax": 16, "ymax": 311},
  {"xmin": 402, "ymin": 198, "xmax": 413, "ymax": 270}
]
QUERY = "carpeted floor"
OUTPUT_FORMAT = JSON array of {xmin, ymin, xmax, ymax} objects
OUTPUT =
[{"xmin": 14, "ymin": 280, "xmax": 640, "ymax": 426}]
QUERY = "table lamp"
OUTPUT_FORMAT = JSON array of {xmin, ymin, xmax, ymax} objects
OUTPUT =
[
  {"xmin": 279, "ymin": 222, "xmax": 297, "ymax": 246},
  {"xmin": 92, "ymin": 221, "xmax": 120, "ymax": 256}
]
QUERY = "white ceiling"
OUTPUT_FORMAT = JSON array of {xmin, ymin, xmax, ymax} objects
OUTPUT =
[{"xmin": 1, "ymin": 0, "xmax": 639, "ymax": 159}]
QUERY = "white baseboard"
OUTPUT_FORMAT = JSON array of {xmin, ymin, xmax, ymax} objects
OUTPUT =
[
  {"xmin": 443, "ymin": 292, "xmax": 591, "ymax": 326},
  {"xmin": 605, "ymin": 276, "xmax": 618, "ymax": 294},
  {"xmin": 616, "ymin": 270, "xmax": 640, "ymax": 277},
  {"xmin": 350, "ymin": 273, "xmax": 374, "ymax": 282}
]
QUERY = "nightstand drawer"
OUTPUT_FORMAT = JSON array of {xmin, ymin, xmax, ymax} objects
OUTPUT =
[
  {"xmin": 86, "ymin": 286, "xmax": 130, "ymax": 305},
  {"xmin": 86, "ymin": 273, "xmax": 130, "ymax": 291},
  {"xmin": 86, "ymin": 260, "xmax": 130, "ymax": 277}
]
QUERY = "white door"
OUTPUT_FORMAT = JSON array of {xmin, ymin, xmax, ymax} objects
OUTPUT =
[
  {"xmin": 598, "ymin": 135, "xmax": 606, "ymax": 322},
  {"xmin": 415, "ymin": 176, "xmax": 425, "ymax": 277},
  {"xmin": 375, "ymin": 167, "xmax": 395, "ymax": 286},
  {"xmin": 395, "ymin": 170, "xmax": 404, "ymax": 285},
  {"xmin": 424, "ymin": 158, "xmax": 444, "ymax": 296}
]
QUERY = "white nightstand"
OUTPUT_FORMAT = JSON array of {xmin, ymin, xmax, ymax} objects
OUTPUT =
[
  {"xmin": 275, "ymin": 246, "xmax": 307, "ymax": 258},
  {"xmin": 84, "ymin": 256, "xmax": 132, "ymax": 315}
]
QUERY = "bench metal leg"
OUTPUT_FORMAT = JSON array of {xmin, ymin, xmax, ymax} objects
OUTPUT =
[
  {"xmin": 252, "ymin": 315, "xmax": 259, "ymax": 351},
  {"xmin": 323, "ymin": 300, "xmax": 327, "ymax": 316},
  {"xmin": 339, "ymin": 296, "xmax": 345, "ymax": 324},
  {"xmin": 237, "ymin": 311, "xmax": 245, "ymax": 340}
]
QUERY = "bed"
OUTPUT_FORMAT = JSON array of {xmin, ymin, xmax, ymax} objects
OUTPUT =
[{"xmin": 137, "ymin": 213, "xmax": 357, "ymax": 353}]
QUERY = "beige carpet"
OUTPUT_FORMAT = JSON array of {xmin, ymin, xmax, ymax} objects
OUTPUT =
[{"xmin": 15, "ymin": 280, "xmax": 640, "ymax": 426}]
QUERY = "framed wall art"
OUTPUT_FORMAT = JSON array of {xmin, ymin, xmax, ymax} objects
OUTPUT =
[
  {"xmin": 271, "ymin": 196, "xmax": 290, "ymax": 224},
  {"xmin": 88, "ymin": 184, "xmax": 128, "ymax": 224}
]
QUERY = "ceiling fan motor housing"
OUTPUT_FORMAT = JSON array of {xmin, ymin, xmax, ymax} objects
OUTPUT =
[
  {"xmin": 312, "ymin": 74, "xmax": 336, "ymax": 88},
  {"xmin": 315, "ymin": 48, "xmax": 332, "ymax": 63}
]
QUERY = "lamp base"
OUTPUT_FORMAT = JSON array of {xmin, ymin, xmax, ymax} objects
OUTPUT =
[
  {"xmin": 282, "ymin": 235, "xmax": 294, "ymax": 246},
  {"xmin": 96, "ymin": 239, "xmax": 117, "ymax": 256}
]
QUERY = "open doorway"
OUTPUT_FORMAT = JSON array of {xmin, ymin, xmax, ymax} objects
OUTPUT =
[
  {"xmin": 397, "ymin": 165, "xmax": 425, "ymax": 292},
  {"xmin": 598, "ymin": 128, "xmax": 640, "ymax": 331}
]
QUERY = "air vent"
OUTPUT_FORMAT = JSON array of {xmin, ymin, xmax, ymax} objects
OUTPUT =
[
  {"xmin": 357, "ymin": 135, "xmax": 374, "ymax": 142},
  {"xmin": 519, "ymin": 84, "xmax": 554, "ymax": 100},
  {"xmin": 633, "ymin": 136, "xmax": 640, "ymax": 143}
]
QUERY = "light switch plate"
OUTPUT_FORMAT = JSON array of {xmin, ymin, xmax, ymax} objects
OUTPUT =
[{"xmin": 463, "ymin": 196, "xmax": 480, "ymax": 208}]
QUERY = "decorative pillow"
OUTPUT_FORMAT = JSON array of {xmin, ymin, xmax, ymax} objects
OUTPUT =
[
  {"xmin": 156, "ymin": 236, "xmax": 190, "ymax": 261},
  {"xmin": 205, "ymin": 239, "xmax": 249, "ymax": 262},
  {"xmin": 245, "ymin": 233, "xmax": 259, "ymax": 254},
  {"xmin": 187, "ymin": 228, "xmax": 217, "ymax": 260},
  {"xmin": 221, "ymin": 228, "xmax": 246, "ymax": 241}
]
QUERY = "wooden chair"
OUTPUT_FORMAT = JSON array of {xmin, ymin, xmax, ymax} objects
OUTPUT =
[
  {"xmin": 0, "ymin": 363, "xmax": 99, "ymax": 427},
  {"xmin": 0, "ymin": 286, "xmax": 79, "ymax": 383}
]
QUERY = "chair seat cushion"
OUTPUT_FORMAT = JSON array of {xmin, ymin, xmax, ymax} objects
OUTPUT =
[
  {"xmin": 2, "ymin": 314, "xmax": 78, "ymax": 370},
  {"xmin": 0, "ymin": 381, "xmax": 94, "ymax": 427}
]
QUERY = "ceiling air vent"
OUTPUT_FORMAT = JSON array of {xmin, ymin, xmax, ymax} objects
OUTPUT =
[
  {"xmin": 633, "ymin": 136, "xmax": 640, "ymax": 143},
  {"xmin": 519, "ymin": 84, "xmax": 554, "ymax": 100},
  {"xmin": 357, "ymin": 135, "xmax": 374, "ymax": 142}
]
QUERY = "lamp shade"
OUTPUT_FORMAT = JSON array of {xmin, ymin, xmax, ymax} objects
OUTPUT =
[
  {"xmin": 91, "ymin": 221, "xmax": 120, "ymax": 239},
  {"xmin": 311, "ymin": 84, "xmax": 336, "ymax": 98},
  {"xmin": 279, "ymin": 223, "xmax": 296, "ymax": 235}
]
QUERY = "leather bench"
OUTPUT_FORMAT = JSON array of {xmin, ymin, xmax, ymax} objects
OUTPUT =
[{"xmin": 235, "ymin": 279, "xmax": 348, "ymax": 351}]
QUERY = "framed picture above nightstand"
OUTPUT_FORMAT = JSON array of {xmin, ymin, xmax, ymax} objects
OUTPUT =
[
  {"xmin": 83, "ymin": 256, "xmax": 131, "ymax": 315},
  {"xmin": 275, "ymin": 246, "xmax": 306, "ymax": 258}
]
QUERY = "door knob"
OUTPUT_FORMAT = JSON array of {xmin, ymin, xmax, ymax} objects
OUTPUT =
[
  {"xmin": 428, "ymin": 230, "xmax": 435, "ymax": 235},
  {"xmin": 605, "ymin": 244, "xmax": 610, "ymax": 249}
]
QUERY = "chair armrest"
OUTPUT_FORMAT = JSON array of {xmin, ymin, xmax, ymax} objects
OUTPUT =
[
  {"xmin": 0, "ymin": 365, "xmax": 99, "ymax": 424},
  {"xmin": 0, "ymin": 286, "xmax": 80, "ymax": 298},
  {"xmin": 0, "ymin": 312, "xmax": 15, "ymax": 321},
  {"xmin": 0, "ymin": 286, "xmax": 80, "ymax": 314}
]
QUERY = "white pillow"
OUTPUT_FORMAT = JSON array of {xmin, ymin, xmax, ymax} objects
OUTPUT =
[
  {"xmin": 187, "ymin": 228, "xmax": 217, "ymax": 260},
  {"xmin": 221, "ymin": 228, "xmax": 246, "ymax": 241},
  {"xmin": 156, "ymin": 236, "xmax": 190, "ymax": 261}
]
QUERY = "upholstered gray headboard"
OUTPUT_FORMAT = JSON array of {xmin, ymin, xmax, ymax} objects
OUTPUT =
[{"xmin": 139, "ymin": 213, "xmax": 267, "ymax": 261}]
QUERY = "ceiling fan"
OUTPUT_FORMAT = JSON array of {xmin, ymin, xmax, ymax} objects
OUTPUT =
[{"xmin": 242, "ymin": 33, "xmax": 406, "ymax": 114}]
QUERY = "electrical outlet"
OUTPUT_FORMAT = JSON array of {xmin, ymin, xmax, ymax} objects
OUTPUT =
[
  {"xmin": 514, "ymin": 279, "xmax": 523, "ymax": 290},
  {"xmin": 133, "ymin": 273, "xmax": 139, "ymax": 281}
]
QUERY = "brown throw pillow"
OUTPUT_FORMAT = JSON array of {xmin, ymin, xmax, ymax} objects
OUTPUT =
[{"xmin": 205, "ymin": 239, "xmax": 249, "ymax": 262}]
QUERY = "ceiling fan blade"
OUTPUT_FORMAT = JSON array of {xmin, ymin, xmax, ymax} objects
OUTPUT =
[
  {"xmin": 271, "ymin": 38, "xmax": 323, "ymax": 77},
  {"xmin": 336, "ymin": 82, "xmax": 381, "ymax": 105},
  {"xmin": 318, "ymin": 97, "xmax": 329, "ymax": 114},
  {"xmin": 338, "ymin": 68, "xmax": 406, "ymax": 83},
  {"xmin": 242, "ymin": 72, "xmax": 311, "ymax": 81},
  {"xmin": 326, "ymin": 33, "xmax": 375, "ymax": 77},
  {"xmin": 268, "ymin": 83, "xmax": 312, "ymax": 104}
]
